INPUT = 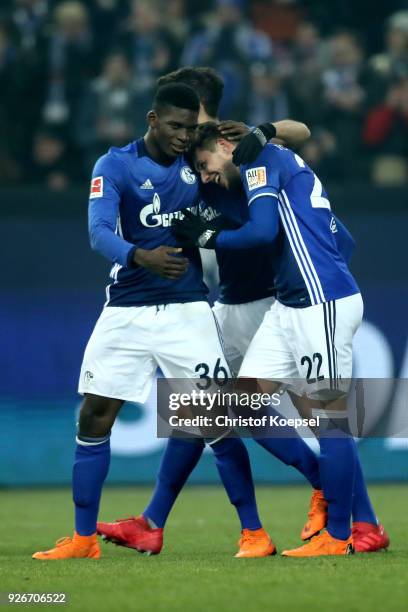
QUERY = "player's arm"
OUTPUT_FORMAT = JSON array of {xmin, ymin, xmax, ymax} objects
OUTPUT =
[
  {"xmin": 211, "ymin": 149, "xmax": 282, "ymax": 249},
  {"xmin": 231, "ymin": 120, "xmax": 311, "ymax": 166},
  {"xmin": 89, "ymin": 155, "xmax": 188, "ymax": 279},
  {"xmin": 173, "ymin": 148, "xmax": 282, "ymax": 249},
  {"xmin": 88, "ymin": 155, "xmax": 136, "ymax": 267},
  {"xmin": 272, "ymin": 120, "xmax": 311, "ymax": 149},
  {"xmin": 216, "ymin": 196, "xmax": 279, "ymax": 250},
  {"xmin": 172, "ymin": 196, "xmax": 279, "ymax": 250}
]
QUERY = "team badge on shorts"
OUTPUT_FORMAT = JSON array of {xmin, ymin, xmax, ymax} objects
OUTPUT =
[
  {"xmin": 245, "ymin": 167, "xmax": 267, "ymax": 191},
  {"xmin": 83, "ymin": 370, "xmax": 94, "ymax": 384},
  {"xmin": 90, "ymin": 176, "xmax": 103, "ymax": 198}
]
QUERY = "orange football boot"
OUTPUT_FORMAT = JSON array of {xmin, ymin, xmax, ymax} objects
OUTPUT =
[
  {"xmin": 282, "ymin": 530, "xmax": 354, "ymax": 557},
  {"xmin": 235, "ymin": 528, "xmax": 277, "ymax": 558},
  {"xmin": 301, "ymin": 489, "xmax": 328, "ymax": 540},
  {"xmin": 32, "ymin": 532, "xmax": 100, "ymax": 560}
]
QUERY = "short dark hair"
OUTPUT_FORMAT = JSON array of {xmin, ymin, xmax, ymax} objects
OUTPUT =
[
  {"xmin": 153, "ymin": 83, "xmax": 200, "ymax": 114},
  {"xmin": 157, "ymin": 67, "xmax": 224, "ymax": 118},
  {"xmin": 190, "ymin": 122, "xmax": 222, "ymax": 156}
]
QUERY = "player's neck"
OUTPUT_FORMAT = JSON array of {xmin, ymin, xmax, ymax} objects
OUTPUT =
[{"xmin": 143, "ymin": 132, "xmax": 176, "ymax": 166}]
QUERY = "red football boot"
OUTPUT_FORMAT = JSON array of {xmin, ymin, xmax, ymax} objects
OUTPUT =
[
  {"xmin": 97, "ymin": 515, "xmax": 163, "ymax": 555},
  {"xmin": 352, "ymin": 522, "xmax": 390, "ymax": 552}
]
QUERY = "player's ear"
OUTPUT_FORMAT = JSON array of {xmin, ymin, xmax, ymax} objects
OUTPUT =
[
  {"xmin": 218, "ymin": 138, "xmax": 234, "ymax": 155},
  {"xmin": 147, "ymin": 110, "xmax": 158, "ymax": 128}
]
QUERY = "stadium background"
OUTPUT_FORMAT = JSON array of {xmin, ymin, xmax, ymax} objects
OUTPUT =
[{"xmin": 1, "ymin": 0, "xmax": 407, "ymax": 487}]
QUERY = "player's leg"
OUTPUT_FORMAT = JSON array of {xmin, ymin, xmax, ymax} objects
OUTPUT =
[
  {"xmin": 96, "ymin": 303, "xmax": 272, "ymax": 556},
  {"xmin": 73, "ymin": 394, "xmax": 122, "ymax": 537},
  {"xmin": 33, "ymin": 306, "xmax": 156, "ymax": 560},
  {"xmin": 292, "ymin": 393, "xmax": 388, "ymax": 550},
  {"xmin": 156, "ymin": 301, "xmax": 275, "ymax": 557},
  {"xmin": 282, "ymin": 295, "xmax": 363, "ymax": 557},
  {"xmin": 97, "ymin": 435, "xmax": 206, "ymax": 555},
  {"xmin": 238, "ymin": 302, "xmax": 327, "ymax": 537},
  {"xmin": 215, "ymin": 298, "xmax": 322, "ymax": 491},
  {"xmin": 143, "ymin": 436, "xmax": 205, "ymax": 530},
  {"xmin": 351, "ymin": 458, "xmax": 389, "ymax": 551}
]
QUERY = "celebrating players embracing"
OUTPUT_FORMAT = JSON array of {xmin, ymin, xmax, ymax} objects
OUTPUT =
[
  {"xmin": 97, "ymin": 68, "xmax": 388, "ymax": 557},
  {"xmin": 32, "ymin": 84, "xmax": 275, "ymax": 561}
]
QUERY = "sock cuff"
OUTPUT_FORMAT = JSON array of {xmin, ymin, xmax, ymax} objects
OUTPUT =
[
  {"xmin": 312, "ymin": 409, "xmax": 348, "ymax": 420},
  {"xmin": 206, "ymin": 429, "xmax": 233, "ymax": 446},
  {"xmin": 76, "ymin": 433, "xmax": 111, "ymax": 446}
]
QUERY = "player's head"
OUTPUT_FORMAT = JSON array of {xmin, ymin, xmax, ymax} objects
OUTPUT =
[
  {"xmin": 147, "ymin": 83, "xmax": 200, "ymax": 159},
  {"xmin": 191, "ymin": 122, "xmax": 241, "ymax": 189},
  {"xmin": 157, "ymin": 67, "xmax": 224, "ymax": 122}
]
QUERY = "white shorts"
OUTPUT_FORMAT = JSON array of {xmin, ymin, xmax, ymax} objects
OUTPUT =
[
  {"xmin": 212, "ymin": 296, "xmax": 275, "ymax": 373},
  {"xmin": 78, "ymin": 301, "xmax": 230, "ymax": 403},
  {"xmin": 239, "ymin": 293, "xmax": 364, "ymax": 400}
]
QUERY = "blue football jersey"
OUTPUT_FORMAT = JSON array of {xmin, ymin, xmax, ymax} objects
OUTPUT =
[
  {"xmin": 241, "ymin": 144, "xmax": 359, "ymax": 307},
  {"xmin": 88, "ymin": 139, "xmax": 208, "ymax": 306},
  {"xmin": 200, "ymin": 181, "xmax": 277, "ymax": 304}
]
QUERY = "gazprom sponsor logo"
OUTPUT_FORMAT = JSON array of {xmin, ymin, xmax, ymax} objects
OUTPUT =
[{"xmin": 140, "ymin": 193, "xmax": 198, "ymax": 228}]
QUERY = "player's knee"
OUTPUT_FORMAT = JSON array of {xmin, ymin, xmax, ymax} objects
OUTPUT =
[{"xmin": 78, "ymin": 395, "xmax": 121, "ymax": 437}]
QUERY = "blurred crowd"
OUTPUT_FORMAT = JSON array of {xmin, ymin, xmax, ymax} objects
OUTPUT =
[{"xmin": 1, "ymin": 0, "xmax": 408, "ymax": 190}]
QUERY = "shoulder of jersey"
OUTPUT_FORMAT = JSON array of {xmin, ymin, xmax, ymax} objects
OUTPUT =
[
  {"xmin": 261, "ymin": 142, "xmax": 292, "ymax": 160},
  {"xmin": 241, "ymin": 142, "xmax": 288, "ymax": 170},
  {"xmin": 107, "ymin": 141, "xmax": 137, "ymax": 160}
]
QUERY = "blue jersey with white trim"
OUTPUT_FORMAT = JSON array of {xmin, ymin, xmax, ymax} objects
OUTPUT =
[
  {"xmin": 88, "ymin": 139, "xmax": 208, "ymax": 306},
  {"xmin": 241, "ymin": 144, "xmax": 359, "ymax": 307},
  {"xmin": 200, "ymin": 182, "xmax": 277, "ymax": 304}
]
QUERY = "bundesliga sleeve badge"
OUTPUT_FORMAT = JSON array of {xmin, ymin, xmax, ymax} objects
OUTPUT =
[
  {"xmin": 245, "ymin": 167, "xmax": 267, "ymax": 191},
  {"xmin": 90, "ymin": 176, "xmax": 104, "ymax": 199}
]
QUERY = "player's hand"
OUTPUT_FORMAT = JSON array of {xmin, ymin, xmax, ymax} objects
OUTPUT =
[
  {"xmin": 133, "ymin": 246, "xmax": 189, "ymax": 280},
  {"xmin": 218, "ymin": 121, "xmax": 251, "ymax": 142},
  {"xmin": 232, "ymin": 123, "xmax": 277, "ymax": 166},
  {"xmin": 171, "ymin": 210, "xmax": 219, "ymax": 249}
]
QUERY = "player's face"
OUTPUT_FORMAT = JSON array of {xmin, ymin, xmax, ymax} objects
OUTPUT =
[
  {"xmin": 149, "ymin": 106, "xmax": 198, "ymax": 158},
  {"xmin": 194, "ymin": 143, "xmax": 241, "ymax": 190}
]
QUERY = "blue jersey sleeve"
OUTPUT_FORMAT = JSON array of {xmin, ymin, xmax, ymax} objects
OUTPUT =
[
  {"xmin": 240, "ymin": 145, "xmax": 284, "ymax": 205},
  {"xmin": 216, "ymin": 196, "xmax": 279, "ymax": 250},
  {"xmin": 88, "ymin": 154, "xmax": 136, "ymax": 268},
  {"xmin": 215, "ymin": 146, "xmax": 285, "ymax": 250}
]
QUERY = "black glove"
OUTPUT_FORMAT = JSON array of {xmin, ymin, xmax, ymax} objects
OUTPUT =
[
  {"xmin": 232, "ymin": 123, "xmax": 277, "ymax": 166},
  {"xmin": 171, "ymin": 210, "xmax": 220, "ymax": 249}
]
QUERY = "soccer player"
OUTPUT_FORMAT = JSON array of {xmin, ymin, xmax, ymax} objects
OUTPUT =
[
  {"xmin": 175, "ymin": 121, "xmax": 389, "ymax": 556},
  {"xmin": 98, "ymin": 68, "xmax": 387, "ymax": 556},
  {"xmin": 32, "ymin": 83, "xmax": 275, "ymax": 561}
]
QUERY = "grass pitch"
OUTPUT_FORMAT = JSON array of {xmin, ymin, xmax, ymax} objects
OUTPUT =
[{"xmin": 0, "ymin": 485, "xmax": 407, "ymax": 612}]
